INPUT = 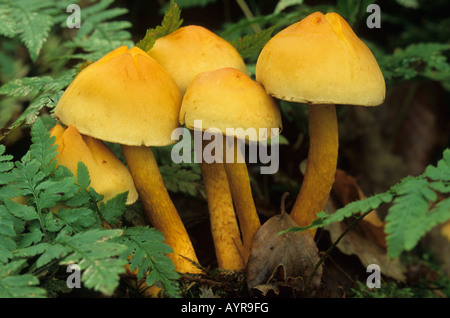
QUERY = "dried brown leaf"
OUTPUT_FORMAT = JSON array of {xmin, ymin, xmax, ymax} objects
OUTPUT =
[
  {"xmin": 333, "ymin": 169, "xmax": 387, "ymax": 248},
  {"xmin": 246, "ymin": 210, "xmax": 322, "ymax": 294}
]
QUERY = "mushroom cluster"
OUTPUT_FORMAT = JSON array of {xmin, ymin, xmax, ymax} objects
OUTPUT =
[
  {"xmin": 51, "ymin": 10, "xmax": 385, "ymax": 295},
  {"xmin": 149, "ymin": 25, "xmax": 282, "ymax": 270}
]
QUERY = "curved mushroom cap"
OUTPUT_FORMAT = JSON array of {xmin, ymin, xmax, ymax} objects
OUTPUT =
[
  {"xmin": 50, "ymin": 124, "xmax": 138, "ymax": 205},
  {"xmin": 180, "ymin": 68, "xmax": 282, "ymax": 141},
  {"xmin": 148, "ymin": 25, "xmax": 249, "ymax": 95},
  {"xmin": 54, "ymin": 46, "xmax": 182, "ymax": 147},
  {"xmin": 256, "ymin": 12, "xmax": 385, "ymax": 106}
]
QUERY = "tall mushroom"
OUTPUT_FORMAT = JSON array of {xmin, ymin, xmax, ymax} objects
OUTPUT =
[
  {"xmin": 148, "ymin": 25, "xmax": 251, "ymax": 270},
  {"xmin": 180, "ymin": 67, "xmax": 282, "ymax": 263},
  {"xmin": 54, "ymin": 45, "xmax": 201, "ymax": 274},
  {"xmin": 256, "ymin": 12, "xmax": 385, "ymax": 235}
]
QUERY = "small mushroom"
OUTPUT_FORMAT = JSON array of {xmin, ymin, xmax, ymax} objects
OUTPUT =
[
  {"xmin": 256, "ymin": 12, "xmax": 385, "ymax": 235},
  {"xmin": 54, "ymin": 45, "xmax": 201, "ymax": 275},
  {"xmin": 180, "ymin": 67, "xmax": 282, "ymax": 264},
  {"xmin": 49, "ymin": 123, "xmax": 138, "ymax": 205}
]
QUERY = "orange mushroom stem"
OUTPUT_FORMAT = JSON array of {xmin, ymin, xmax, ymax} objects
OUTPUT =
[
  {"xmin": 199, "ymin": 137, "xmax": 245, "ymax": 270},
  {"xmin": 222, "ymin": 137, "xmax": 260, "ymax": 262},
  {"xmin": 289, "ymin": 104, "xmax": 338, "ymax": 236},
  {"xmin": 122, "ymin": 145, "xmax": 202, "ymax": 274}
]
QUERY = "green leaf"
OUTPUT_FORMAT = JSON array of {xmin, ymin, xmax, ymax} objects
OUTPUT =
[
  {"xmin": 4, "ymin": 199, "xmax": 39, "ymax": 222},
  {"xmin": 0, "ymin": 76, "xmax": 54, "ymax": 98},
  {"xmin": 120, "ymin": 226, "xmax": 180, "ymax": 297},
  {"xmin": 380, "ymin": 43, "xmax": 450, "ymax": 83},
  {"xmin": 160, "ymin": 163, "xmax": 204, "ymax": 197},
  {"xmin": 425, "ymin": 148, "xmax": 450, "ymax": 181},
  {"xmin": 57, "ymin": 229, "xmax": 127, "ymax": 296},
  {"xmin": 0, "ymin": 0, "xmax": 60, "ymax": 62},
  {"xmin": 56, "ymin": 207, "xmax": 99, "ymax": 233},
  {"xmin": 162, "ymin": 0, "xmax": 217, "ymax": 10},
  {"xmin": 0, "ymin": 145, "xmax": 15, "ymax": 186},
  {"xmin": 274, "ymin": 0, "xmax": 303, "ymax": 14},
  {"xmin": 75, "ymin": 161, "xmax": 91, "ymax": 189},
  {"xmin": 284, "ymin": 148, "xmax": 450, "ymax": 260},
  {"xmin": 0, "ymin": 236, "xmax": 16, "ymax": 263},
  {"xmin": 0, "ymin": 260, "xmax": 46, "ymax": 298},
  {"xmin": 136, "ymin": 0, "xmax": 183, "ymax": 51},
  {"xmin": 229, "ymin": 26, "xmax": 276, "ymax": 59},
  {"xmin": 14, "ymin": 242, "xmax": 51, "ymax": 259},
  {"xmin": 29, "ymin": 117, "xmax": 58, "ymax": 176},
  {"xmin": 20, "ymin": 13, "xmax": 54, "ymax": 62},
  {"xmin": 67, "ymin": 0, "xmax": 133, "ymax": 62},
  {"xmin": 396, "ymin": 0, "xmax": 420, "ymax": 9},
  {"xmin": 98, "ymin": 192, "xmax": 128, "ymax": 225}
]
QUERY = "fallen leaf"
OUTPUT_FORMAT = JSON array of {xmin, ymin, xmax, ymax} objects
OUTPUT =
[
  {"xmin": 333, "ymin": 169, "xmax": 387, "ymax": 249},
  {"xmin": 246, "ymin": 204, "xmax": 322, "ymax": 295},
  {"xmin": 326, "ymin": 218, "xmax": 407, "ymax": 283},
  {"xmin": 328, "ymin": 169, "xmax": 407, "ymax": 282}
]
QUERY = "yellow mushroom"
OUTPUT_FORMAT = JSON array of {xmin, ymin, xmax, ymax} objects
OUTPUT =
[
  {"xmin": 180, "ymin": 67, "xmax": 282, "ymax": 264},
  {"xmin": 49, "ymin": 124, "xmax": 138, "ymax": 205},
  {"xmin": 256, "ymin": 12, "xmax": 385, "ymax": 236},
  {"xmin": 148, "ymin": 25, "xmax": 249, "ymax": 95},
  {"xmin": 54, "ymin": 45, "xmax": 201, "ymax": 275}
]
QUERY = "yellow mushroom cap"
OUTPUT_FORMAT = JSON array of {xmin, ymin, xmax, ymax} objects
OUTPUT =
[
  {"xmin": 54, "ymin": 46, "xmax": 182, "ymax": 147},
  {"xmin": 148, "ymin": 25, "xmax": 249, "ymax": 95},
  {"xmin": 256, "ymin": 12, "xmax": 385, "ymax": 106},
  {"xmin": 50, "ymin": 124, "xmax": 139, "ymax": 205},
  {"xmin": 180, "ymin": 67, "xmax": 282, "ymax": 141}
]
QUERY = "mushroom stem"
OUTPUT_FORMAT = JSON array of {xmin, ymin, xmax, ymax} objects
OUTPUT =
[
  {"xmin": 222, "ymin": 136, "xmax": 261, "ymax": 263},
  {"xmin": 200, "ymin": 153, "xmax": 245, "ymax": 270},
  {"xmin": 121, "ymin": 145, "xmax": 202, "ymax": 274},
  {"xmin": 290, "ymin": 104, "xmax": 339, "ymax": 236}
]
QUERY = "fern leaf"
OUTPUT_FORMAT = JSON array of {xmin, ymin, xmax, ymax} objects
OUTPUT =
[
  {"xmin": 98, "ymin": 192, "xmax": 128, "ymax": 226},
  {"xmin": 29, "ymin": 117, "xmax": 58, "ymax": 176},
  {"xmin": 160, "ymin": 163, "xmax": 204, "ymax": 197},
  {"xmin": 396, "ymin": 0, "xmax": 420, "ymax": 9},
  {"xmin": 274, "ymin": 0, "xmax": 304, "ymax": 14},
  {"xmin": 284, "ymin": 148, "xmax": 450, "ymax": 259},
  {"xmin": 120, "ymin": 226, "xmax": 180, "ymax": 297},
  {"xmin": 229, "ymin": 26, "xmax": 276, "ymax": 59},
  {"xmin": 0, "ymin": 145, "xmax": 15, "ymax": 186},
  {"xmin": 58, "ymin": 229, "xmax": 128, "ymax": 296},
  {"xmin": 0, "ymin": 260, "xmax": 46, "ymax": 298},
  {"xmin": 20, "ymin": 12, "xmax": 54, "ymax": 62},
  {"xmin": 1, "ymin": 0, "xmax": 60, "ymax": 62},
  {"xmin": 136, "ymin": 0, "xmax": 183, "ymax": 52}
]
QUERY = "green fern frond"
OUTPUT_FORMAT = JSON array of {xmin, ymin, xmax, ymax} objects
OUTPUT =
[
  {"xmin": 284, "ymin": 148, "xmax": 450, "ymax": 259},
  {"xmin": 0, "ymin": 0, "xmax": 73, "ymax": 61},
  {"xmin": 0, "ymin": 260, "xmax": 46, "ymax": 298},
  {"xmin": 136, "ymin": 0, "xmax": 183, "ymax": 52},
  {"xmin": 0, "ymin": 118, "xmax": 181, "ymax": 297},
  {"xmin": 229, "ymin": 26, "xmax": 276, "ymax": 59},
  {"xmin": 120, "ymin": 226, "xmax": 180, "ymax": 298}
]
